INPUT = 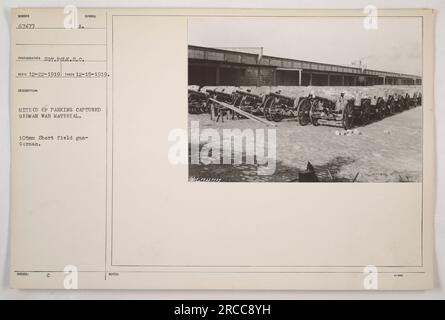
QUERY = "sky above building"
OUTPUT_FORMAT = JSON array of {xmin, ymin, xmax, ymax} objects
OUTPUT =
[{"xmin": 188, "ymin": 17, "xmax": 422, "ymax": 76}]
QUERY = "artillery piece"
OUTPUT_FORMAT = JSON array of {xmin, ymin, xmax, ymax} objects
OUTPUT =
[
  {"xmin": 306, "ymin": 95, "xmax": 357, "ymax": 130},
  {"xmin": 405, "ymin": 92, "xmax": 419, "ymax": 109},
  {"xmin": 205, "ymin": 89, "xmax": 235, "ymax": 104},
  {"xmin": 232, "ymin": 90, "xmax": 264, "ymax": 116},
  {"xmin": 205, "ymin": 89, "xmax": 236, "ymax": 121},
  {"xmin": 395, "ymin": 93, "xmax": 410, "ymax": 112},
  {"xmin": 387, "ymin": 88, "xmax": 413, "ymax": 114},
  {"xmin": 382, "ymin": 94, "xmax": 398, "ymax": 116},
  {"xmin": 416, "ymin": 92, "xmax": 422, "ymax": 106},
  {"xmin": 188, "ymin": 89, "xmax": 209, "ymax": 114},
  {"xmin": 357, "ymin": 96, "xmax": 387, "ymax": 124},
  {"xmin": 262, "ymin": 92, "xmax": 298, "ymax": 122}
]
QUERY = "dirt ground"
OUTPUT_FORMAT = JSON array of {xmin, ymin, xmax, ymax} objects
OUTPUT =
[{"xmin": 188, "ymin": 106, "xmax": 422, "ymax": 183}]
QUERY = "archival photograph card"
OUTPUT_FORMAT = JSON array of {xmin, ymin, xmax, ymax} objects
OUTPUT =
[{"xmin": 9, "ymin": 8, "xmax": 435, "ymax": 290}]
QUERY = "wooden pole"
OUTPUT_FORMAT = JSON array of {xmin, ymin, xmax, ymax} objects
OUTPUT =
[{"xmin": 209, "ymin": 99, "xmax": 277, "ymax": 127}]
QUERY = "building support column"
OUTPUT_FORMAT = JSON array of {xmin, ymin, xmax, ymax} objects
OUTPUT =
[
  {"xmin": 298, "ymin": 69, "xmax": 302, "ymax": 86},
  {"xmin": 215, "ymin": 65, "xmax": 220, "ymax": 86},
  {"xmin": 257, "ymin": 67, "xmax": 261, "ymax": 86}
]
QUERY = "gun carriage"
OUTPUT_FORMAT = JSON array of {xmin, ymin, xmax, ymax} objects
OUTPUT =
[
  {"xmin": 232, "ymin": 90, "xmax": 264, "ymax": 116},
  {"xmin": 306, "ymin": 95, "xmax": 356, "ymax": 130},
  {"xmin": 262, "ymin": 92, "xmax": 298, "ymax": 122},
  {"xmin": 357, "ymin": 95, "xmax": 388, "ymax": 124},
  {"xmin": 416, "ymin": 92, "xmax": 422, "ymax": 105},
  {"xmin": 205, "ymin": 89, "xmax": 236, "ymax": 120},
  {"xmin": 405, "ymin": 92, "xmax": 419, "ymax": 109},
  {"xmin": 188, "ymin": 89, "xmax": 209, "ymax": 114}
]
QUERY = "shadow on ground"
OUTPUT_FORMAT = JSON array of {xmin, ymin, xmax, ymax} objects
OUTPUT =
[{"xmin": 188, "ymin": 145, "xmax": 360, "ymax": 182}]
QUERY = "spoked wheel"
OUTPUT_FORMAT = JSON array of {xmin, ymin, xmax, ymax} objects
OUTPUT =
[
  {"xmin": 342, "ymin": 102, "xmax": 354, "ymax": 130},
  {"xmin": 309, "ymin": 102, "xmax": 320, "ymax": 126},
  {"xmin": 389, "ymin": 100, "xmax": 396, "ymax": 115},
  {"xmin": 262, "ymin": 97, "xmax": 274, "ymax": 121},
  {"xmin": 377, "ymin": 100, "xmax": 386, "ymax": 120},
  {"xmin": 399, "ymin": 99, "xmax": 407, "ymax": 111},
  {"xmin": 417, "ymin": 96, "xmax": 422, "ymax": 106},
  {"xmin": 405, "ymin": 98, "xmax": 411, "ymax": 110},
  {"xmin": 272, "ymin": 110, "xmax": 283, "ymax": 122},
  {"xmin": 395, "ymin": 100, "xmax": 403, "ymax": 113},
  {"xmin": 361, "ymin": 102, "xmax": 372, "ymax": 126},
  {"xmin": 311, "ymin": 115, "xmax": 319, "ymax": 126},
  {"xmin": 200, "ymin": 102, "xmax": 208, "ymax": 114},
  {"xmin": 361, "ymin": 111, "xmax": 371, "ymax": 125},
  {"xmin": 376, "ymin": 107, "xmax": 385, "ymax": 120},
  {"xmin": 264, "ymin": 106, "xmax": 272, "ymax": 121},
  {"xmin": 297, "ymin": 98, "xmax": 312, "ymax": 126}
]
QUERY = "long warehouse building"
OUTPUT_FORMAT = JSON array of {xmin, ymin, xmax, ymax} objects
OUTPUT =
[{"xmin": 189, "ymin": 45, "xmax": 422, "ymax": 87}]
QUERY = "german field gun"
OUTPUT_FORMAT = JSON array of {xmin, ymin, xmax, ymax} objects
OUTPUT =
[
  {"xmin": 262, "ymin": 92, "xmax": 298, "ymax": 122},
  {"xmin": 232, "ymin": 90, "xmax": 264, "ymax": 116},
  {"xmin": 188, "ymin": 89, "xmax": 209, "ymax": 114},
  {"xmin": 205, "ymin": 89, "xmax": 236, "ymax": 121},
  {"xmin": 357, "ymin": 96, "xmax": 387, "ymax": 124},
  {"xmin": 396, "ymin": 93, "xmax": 411, "ymax": 111},
  {"xmin": 205, "ymin": 89, "xmax": 234, "ymax": 104},
  {"xmin": 404, "ymin": 92, "xmax": 419, "ymax": 109},
  {"xmin": 307, "ymin": 95, "xmax": 357, "ymax": 130},
  {"xmin": 381, "ymin": 92, "xmax": 410, "ymax": 116},
  {"xmin": 416, "ymin": 92, "xmax": 422, "ymax": 105}
]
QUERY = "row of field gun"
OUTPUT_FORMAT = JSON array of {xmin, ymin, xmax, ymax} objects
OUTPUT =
[{"xmin": 188, "ymin": 87, "xmax": 422, "ymax": 130}]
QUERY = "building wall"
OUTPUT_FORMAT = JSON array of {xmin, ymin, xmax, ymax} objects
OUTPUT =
[
  {"xmin": 258, "ymin": 67, "xmax": 275, "ymax": 86},
  {"xmin": 219, "ymin": 66, "xmax": 276, "ymax": 86},
  {"xmin": 189, "ymin": 63, "xmax": 276, "ymax": 86},
  {"xmin": 241, "ymin": 66, "xmax": 275, "ymax": 86},
  {"xmin": 189, "ymin": 59, "xmax": 421, "ymax": 87},
  {"xmin": 189, "ymin": 65, "xmax": 217, "ymax": 86},
  {"xmin": 276, "ymin": 70, "xmax": 299, "ymax": 85}
]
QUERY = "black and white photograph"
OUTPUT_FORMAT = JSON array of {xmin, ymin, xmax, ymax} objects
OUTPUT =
[
  {"xmin": 188, "ymin": 16, "xmax": 423, "ymax": 182},
  {"xmin": 1, "ymin": 4, "xmax": 440, "ymax": 298}
]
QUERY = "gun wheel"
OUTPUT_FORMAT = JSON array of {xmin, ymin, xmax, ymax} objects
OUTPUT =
[
  {"xmin": 297, "ymin": 98, "xmax": 312, "ymax": 126},
  {"xmin": 272, "ymin": 112, "xmax": 283, "ymax": 122},
  {"xmin": 342, "ymin": 102, "xmax": 354, "ymax": 130}
]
